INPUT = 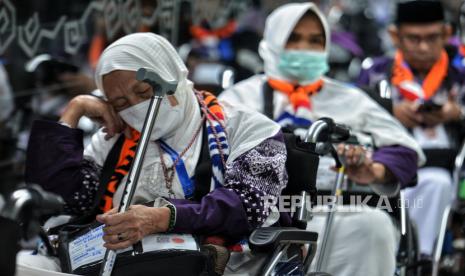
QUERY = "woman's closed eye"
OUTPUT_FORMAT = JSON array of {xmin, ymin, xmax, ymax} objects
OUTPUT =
[
  {"xmin": 136, "ymin": 88, "xmax": 152, "ymax": 99},
  {"xmin": 113, "ymin": 99, "xmax": 129, "ymax": 111}
]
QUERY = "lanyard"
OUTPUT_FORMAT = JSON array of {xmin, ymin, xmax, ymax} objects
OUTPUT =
[{"xmin": 159, "ymin": 141, "xmax": 195, "ymax": 199}]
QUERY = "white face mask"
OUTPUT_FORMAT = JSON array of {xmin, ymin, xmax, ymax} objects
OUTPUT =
[{"xmin": 118, "ymin": 99, "xmax": 181, "ymax": 140}]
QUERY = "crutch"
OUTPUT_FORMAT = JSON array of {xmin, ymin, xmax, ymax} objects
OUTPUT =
[
  {"xmin": 304, "ymin": 118, "xmax": 349, "ymax": 272},
  {"xmin": 99, "ymin": 68, "xmax": 178, "ymax": 276}
]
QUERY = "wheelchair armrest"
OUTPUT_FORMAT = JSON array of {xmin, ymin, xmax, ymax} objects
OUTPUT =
[{"xmin": 249, "ymin": 227, "xmax": 318, "ymax": 252}]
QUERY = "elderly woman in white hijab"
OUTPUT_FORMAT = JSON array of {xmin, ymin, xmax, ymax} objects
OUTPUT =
[
  {"xmin": 220, "ymin": 3, "xmax": 425, "ymax": 276},
  {"xmin": 19, "ymin": 33, "xmax": 287, "ymax": 275}
]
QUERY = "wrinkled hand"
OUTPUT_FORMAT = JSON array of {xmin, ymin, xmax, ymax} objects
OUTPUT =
[
  {"xmin": 393, "ymin": 100, "xmax": 422, "ymax": 128},
  {"xmin": 96, "ymin": 205, "xmax": 171, "ymax": 250},
  {"xmin": 336, "ymin": 144, "xmax": 386, "ymax": 185},
  {"xmin": 60, "ymin": 95, "xmax": 131, "ymax": 140}
]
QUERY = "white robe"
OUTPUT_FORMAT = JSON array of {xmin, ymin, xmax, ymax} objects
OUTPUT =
[
  {"xmin": 17, "ymin": 33, "xmax": 282, "ymax": 276},
  {"xmin": 219, "ymin": 75, "xmax": 423, "ymax": 276},
  {"xmin": 221, "ymin": 1, "xmax": 424, "ymax": 274}
]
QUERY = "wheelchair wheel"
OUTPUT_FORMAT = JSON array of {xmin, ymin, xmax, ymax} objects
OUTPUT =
[
  {"xmin": 408, "ymin": 222, "xmax": 422, "ymax": 276},
  {"xmin": 396, "ymin": 220, "xmax": 421, "ymax": 276}
]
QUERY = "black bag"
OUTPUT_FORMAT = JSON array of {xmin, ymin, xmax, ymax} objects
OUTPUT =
[
  {"xmin": 53, "ymin": 127, "xmax": 217, "ymax": 276},
  {"xmin": 57, "ymin": 221, "xmax": 215, "ymax": 276}
]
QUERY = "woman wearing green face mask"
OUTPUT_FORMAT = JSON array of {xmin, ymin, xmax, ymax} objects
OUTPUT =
[{"xmin": 220, "ymin": 2, "xmax": 425, "ymax": 276}]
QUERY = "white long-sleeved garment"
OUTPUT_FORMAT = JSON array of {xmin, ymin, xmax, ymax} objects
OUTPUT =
[{"xmin": 220, "ymin": 2, "xmax": 423, "ymax": 276}]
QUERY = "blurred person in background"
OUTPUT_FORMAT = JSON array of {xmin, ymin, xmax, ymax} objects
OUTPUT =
[
  {"xmin": 325, "ymin": 0, "xmax": 391, "ymax": 82},
  {"xmin": 220, "ymin": 3, "xmax": 424, "ymax": 275},
  {"xmin": 186, "ymin": 0, "xmax": 264, "ymax": 84},
  {"xmin": 357, "ymin": 0, "xmax": 465, "ymax": 259}
]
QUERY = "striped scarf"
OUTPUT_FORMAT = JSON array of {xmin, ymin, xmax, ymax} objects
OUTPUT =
[
  {"xmin": 391, "ymin": 50, "xmax": 448, "ymax": 101},
  {"xmin": 99, "ymin": 130, "xmax": 140, "ymax": 213},
  {"xmin": 268, "ymin": 78, "xmax": 323, "ymax": 128},
  {"xmin": 99, "ymin": 92, "xmax": 228, "ymax": 212},
  {"xmin": 196, "ymin": 90, "xmax": 229, "ymax": 191}
]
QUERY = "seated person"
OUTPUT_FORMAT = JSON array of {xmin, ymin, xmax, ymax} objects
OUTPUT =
[
  {"xmin": 357, "ymin": 0, "xmax": 465, "ymax": 258},
  {"xmin": 19, "ymin": 33, "xmax": 287, "ymax": 275},
  {"xmin": 220, "ymin": 3, "xmax": 424, "ymax": 276}
]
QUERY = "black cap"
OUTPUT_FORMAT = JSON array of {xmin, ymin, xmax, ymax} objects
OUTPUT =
[{"xmin": 396, "ymin": 1, "xmax": 445, "ymax": 25}]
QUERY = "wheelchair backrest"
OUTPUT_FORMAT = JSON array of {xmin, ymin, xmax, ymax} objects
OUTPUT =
[{"xmin": 281, "ymin": 132, "xmax": 319, "ymax": 200}]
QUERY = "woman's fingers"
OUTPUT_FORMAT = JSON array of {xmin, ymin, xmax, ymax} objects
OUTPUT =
[
  {"xmin": 97, "ymin": 211, "xmax": 127, "ymax": 226},
  {"xmin": 351, "ymin": 146, "xmax": 364, "ymax": 165},
  {"xmin": 108, "ymin": 106, "xmax": 125, "ymax": 132},
  {"xmin": 100, "ymin": 109, "xmax": 118, "ymax": 138},
  {"xmin": 123, "ymin": 126, "xmax": 133, "ymax": 139},
  {"xmin": 106, "ymin": 207, "xmax": 118, "ymax": 215},
  {"xmin": 78, "ymin": 96, "xmax": 124, "ymax": 139},
  {"xmin": 100, "ymin": 105, "xmax": 127, "ymax": 140},
  {"xmin": 104, "ymin": 237, "xmax": 138, "ymax": 250},
  {"xmin": 103, "ymin": 221, "xmax": 133, "ymax": 236},
  {"xmin": 337, "ymin": 144, "xmax": 366, "ymax": 166},
  {"xmin": 102, "ymin": 231, "xmax": 135, "ymax": 244}
]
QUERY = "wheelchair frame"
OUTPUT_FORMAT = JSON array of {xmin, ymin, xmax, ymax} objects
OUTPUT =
[{"xmin": 431, "ymin": 140, "xmax": 465, "ymax": 276}]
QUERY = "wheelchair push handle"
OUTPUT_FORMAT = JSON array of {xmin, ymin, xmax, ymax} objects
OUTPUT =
[
  {"xmin": 304, "ymin": 118, "xmax": 351, "ymax": 168},
  {"xmin": 304, "ymin": 117, "xmax": 350, "ymax": 144},
  {"xmin": 1, "ymin": 184, "xmax": 64, "ymax": 221}
]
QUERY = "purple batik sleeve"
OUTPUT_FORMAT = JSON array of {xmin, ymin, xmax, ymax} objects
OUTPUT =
[
  {"xmin": 25, "ymin": 120, "xmax": 101, "ymax": 215},
  {"xmin": 170, "ymin": 133, "xmax": 288, "ymax": 239},
  {"xmin": 372, "ymin": 145, "xmax": 418, "ymax": 188}
]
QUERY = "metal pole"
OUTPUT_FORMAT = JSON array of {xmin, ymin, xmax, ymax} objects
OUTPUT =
[
  {"xmin": 99, "ymin": 94, "xmax": 164, "ymax": 276},
  {"xmin": 315, "ymin": 165, "xmax": 345, "ymax": 271},
  {"xmin": 99, "ymin": 68, "xmax": 176, "ymax": 276}
]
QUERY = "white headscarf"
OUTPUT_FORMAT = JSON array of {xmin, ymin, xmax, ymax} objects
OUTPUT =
[
  {"xmin": 86, "ymin": 32, "xmax": 282, "ymax": 203},
  {"xmin": 259, "ymin": 2, "xmax": 330, "ymax": 83},
  {"xmin": 90, "ymin": 33, "xmax": 204, "ymax": 202},
  {"xmin": 94, "ymin": 33, "xmax": 201, "ymax": 149},
  {"xmin": 220, "ymin": 3, "xmax": 425, "ymax": 195}
]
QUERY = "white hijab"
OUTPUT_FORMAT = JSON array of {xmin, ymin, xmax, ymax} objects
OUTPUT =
[
  {"xmin": 259, "ymin": 2, "xmax": 330, "ymax": 84},
  {"xmin": 86, "ymin": 33, "xmax": 281, "ymax": 203},
  {"xmin": 220, "ymin": 3, "xmax": 425, "ymax": 190}
]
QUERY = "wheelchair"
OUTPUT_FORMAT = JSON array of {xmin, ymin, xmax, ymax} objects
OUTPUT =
[
  {"xmin": 431, "ymin": 140, "xmax": 465, "ymax": 276},
  {"xmin": 5, "ymin": 117, "xmax": 423, "ymax": 276},
  {"xmin": 248, "ymin": 117, "xmax": 418, "ymax": 275},
  {"xmin": 304, "ymin": 133, "xmax": 421, "ymax": 276},
  {"xmin": 247, "ymin": 118, "xmax": 351, "ymax": 276},
  {"xmin": 362, "ymin": 79, "xmax": 465, "ymax": 276},
  {"xmin": 3, "ymin": 118, "xmax": 337, "ymax": 276}
]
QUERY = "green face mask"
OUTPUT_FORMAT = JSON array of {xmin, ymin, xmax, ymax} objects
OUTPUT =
[{"xmin": 278, "ymin": 50, "xmax": 329, "ymax": 83}]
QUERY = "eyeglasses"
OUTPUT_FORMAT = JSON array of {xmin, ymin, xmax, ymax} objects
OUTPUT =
[{"xmin": 400, "ymin": 33, "xmax": 444, "ymax": 46}]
